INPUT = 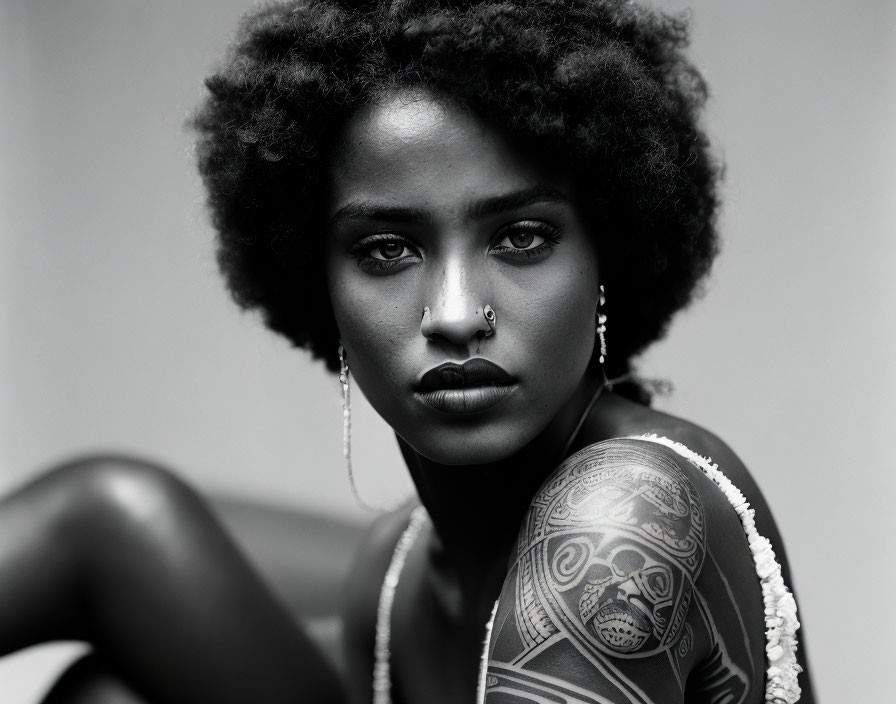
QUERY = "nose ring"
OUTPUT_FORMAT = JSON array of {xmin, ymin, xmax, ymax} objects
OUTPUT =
[
  {"xmin": 420, "ymin": 304, "xmax": 497, "ymax": 338},
  {"xmin": 482, "ymin": 305, "xmax": 496, "ymax": 337},
  {"xmin": 421, "ymin": 306, "xmax": 434, "ymax": 338}
]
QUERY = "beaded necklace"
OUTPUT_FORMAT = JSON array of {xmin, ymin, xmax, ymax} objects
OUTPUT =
[
  {"xmin": 371, "ymin": 504, "xmax": 497, "ymax": 704},
  {"xmin": 372, "ymin": 435, "xmax": 801, "ymax": 704}
]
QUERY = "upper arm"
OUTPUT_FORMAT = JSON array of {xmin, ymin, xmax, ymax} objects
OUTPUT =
[{"xmin": 483, "ymin": 438, "xmax": 712, "ymax": 704}]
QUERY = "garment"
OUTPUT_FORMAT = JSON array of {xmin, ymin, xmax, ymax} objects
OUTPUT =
[{"xmin": 373, "ymin": 435, "xmax": 801, "ymax": 704}]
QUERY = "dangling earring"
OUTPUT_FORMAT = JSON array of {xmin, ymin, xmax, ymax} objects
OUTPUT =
[
  {"xmin": 338, "ymin": 344, "xmax": 369, "ymax": 510},
  {"xmin": 597, "ymin": 285, "xmax": 609, "ymax": 385}
]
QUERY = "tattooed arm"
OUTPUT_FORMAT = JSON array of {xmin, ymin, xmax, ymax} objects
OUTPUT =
[{"xmin": 483, "ymin": 437, "xmax": 763, "ymax": 704}]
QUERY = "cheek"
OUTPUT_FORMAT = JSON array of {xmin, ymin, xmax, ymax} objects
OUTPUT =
[
  {"xmin": 520, "ymin": 263, "xmax": 598, "ymax": 372},
  {"xmin": 327, "ymin": 266, "xmax": 414, "ymax": 392}
]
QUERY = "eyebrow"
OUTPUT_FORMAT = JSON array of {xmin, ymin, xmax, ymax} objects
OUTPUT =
[
  {"xmin": 467, "ymin": 185, "xmax": 571, "ymax": 220},
  {"xmin": 328, "ymin": 185, "xmax": 571, "ymax": 226},
  {"xmin": 329, "ymin": 202, "xmax": 434, "ymax": 227}
]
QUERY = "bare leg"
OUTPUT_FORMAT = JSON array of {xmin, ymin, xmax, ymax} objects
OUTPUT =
[
  {"xmin": 0, "ymin": 456, "xmax": 345, "ymax": 704},
  {"xmin": 41, "ymin": 654, "xmax": 148, "ymax": 704}
]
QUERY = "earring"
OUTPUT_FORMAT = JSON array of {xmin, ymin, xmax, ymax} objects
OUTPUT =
[
  {"xmin": 337, "ymin": 345, "xmax": 398, "ymax": 512},
  {"xmin": 338, "ymin": 344, "xmax": 369, "ymax": 510},
  {"xmin": 597, "ymin": 285, "xmax": 609, "ymax": 381}
]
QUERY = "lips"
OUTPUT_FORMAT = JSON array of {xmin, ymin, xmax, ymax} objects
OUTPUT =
[{"xmin": 415, "ymin": 358, "xmax": 517, "ymax": 414}]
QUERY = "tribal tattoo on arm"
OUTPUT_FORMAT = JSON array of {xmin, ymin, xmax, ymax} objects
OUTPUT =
[{"xmin": 483, "ymin": 438, "xmax": 751, "ymax": 704}]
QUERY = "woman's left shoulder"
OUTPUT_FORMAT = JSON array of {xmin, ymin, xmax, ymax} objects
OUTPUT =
[
  {"xmin": 481, "ymin": 397, "xmax": 814, "ymax": 703},
  {"xmin": 485, "ymin": 409, "xmax": 770, "ymax": 701},
  {"xmin": 595, "ymin": 395, "xmax": 777, "ymax": 516},
  {"xmin": 589, "ymin": 394, "xmax": 775, "ymax": 529}
]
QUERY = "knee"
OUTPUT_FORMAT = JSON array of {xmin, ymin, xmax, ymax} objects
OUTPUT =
[{"xmin": 49, "ymin": 454, "xmax": 203, "ymax": 539}]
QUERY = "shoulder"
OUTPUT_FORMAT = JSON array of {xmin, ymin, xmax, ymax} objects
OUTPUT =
[
  {"xmin": 517, "ymin": 437, "xmax": 708, "ymax": 657},
  {"xmin": 590, "ymin": 394, "xmax": 789, "ymax": 567},
  {"xmin": 592, "ymin": 394, "xmax": 798, "ymax": 590},
  {"xmin": 484, "ymin": 439, "xmax": 710, "ymax": 702},
  {"xmin": 484, "ymin": 434, "xmax": 772, "ymax": 702},
  {"xmin": 590, "ymin": 394, "xmax": 762, "ymax": 507}
]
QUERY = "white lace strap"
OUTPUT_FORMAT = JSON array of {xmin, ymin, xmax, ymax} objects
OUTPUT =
[{"xmin": 630, "ymin": 434, "xmax": 802, "ymax": 704}]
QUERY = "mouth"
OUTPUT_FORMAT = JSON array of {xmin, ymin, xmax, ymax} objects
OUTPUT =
[{"xmin": 415, "ymin": 359, "xmax": 517, "ymax": 414}]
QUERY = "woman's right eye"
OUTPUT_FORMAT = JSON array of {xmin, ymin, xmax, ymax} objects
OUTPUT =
[
  {"xmin": 350, "ymin": 235, "xmax": 420, "ymax": 273},
  {"xmin": 369, "ymin": 241, "xmax": 413, "ymax": 261}
]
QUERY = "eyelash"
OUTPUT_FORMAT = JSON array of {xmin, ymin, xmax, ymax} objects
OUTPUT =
[
  {"xmin": 349, "ymin": 234, "xmax": 420, "ymax": 273},
  {"xmin": 349, "ymin": 220, "xmax": 562, "ymax": 273},
  {"xmin": 491, "ymin": 220, "xmax": 561, "ymax": 261}
]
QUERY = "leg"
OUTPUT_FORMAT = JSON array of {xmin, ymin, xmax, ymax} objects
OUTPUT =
[
  {"xmin": 41, "ymin": 654, "xmax": 148, "ymax": 704},
  {"xmin": 0, "ymin": 456, "xmax": 344, "ymax": 704}
]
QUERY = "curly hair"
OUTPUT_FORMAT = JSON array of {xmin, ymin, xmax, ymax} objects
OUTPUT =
[{"xmin": 192, "ymin": 0, "xmax": 720, "ymax": 379}]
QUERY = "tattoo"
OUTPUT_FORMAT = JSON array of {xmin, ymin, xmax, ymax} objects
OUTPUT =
[
  {"xmin": 518, "ymin": 440, "xmax": 704, "ymax": 658},
  {"xmin": 690, "ymin": 588, "xmax": 749, "ymax": 703},
  {"xmin": 707, "ymin": 547, "xmax": 756, "ymax": 683},
  {"xmin": 485, "ymin": 439, "xmax": 708, "ymax": 702},
  {"xmin": 485, "ymin": 665, "xmax": 624, "ymax": 703},
  {"xmin": 677, "ymin": 622, "xmax": 694, "ymax": 659}
]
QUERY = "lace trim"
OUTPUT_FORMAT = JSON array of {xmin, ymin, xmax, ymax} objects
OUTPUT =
[{"xmin": 633, "ymin": 434, "xmax": 802, "ymax": 704}]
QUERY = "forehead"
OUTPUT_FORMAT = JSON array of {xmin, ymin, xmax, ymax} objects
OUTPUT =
[
  {"xmin": 328, "ymin": 91, "xmax": 566, "ymax": 210},
  {"xmin": 342, "ymin": 92, "xmax": 462, "ymax": 151}
]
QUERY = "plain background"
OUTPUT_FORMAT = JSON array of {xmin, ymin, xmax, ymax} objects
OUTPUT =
[{"xmin": 1, "ymin": 0, "xmax": 894, "ymax": 701}]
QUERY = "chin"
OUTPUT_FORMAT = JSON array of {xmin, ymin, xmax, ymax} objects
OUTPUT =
[{"xmin": 406, "ymin": 428, "xmax": 526, "ymax": 467}]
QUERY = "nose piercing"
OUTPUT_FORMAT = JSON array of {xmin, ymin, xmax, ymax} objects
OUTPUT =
[
  {"xmin": 419, "ymin": 304, "xmax": 497, "ymax": 338},
  {"xmin": 482, "ymin": 304, "xmax": 496, "ymax": 337}
]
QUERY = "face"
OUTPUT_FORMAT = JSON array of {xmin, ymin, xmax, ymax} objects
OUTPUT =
[{"xmin": 326, "ymin": 91, "xmax": 600, "ymax": 465}]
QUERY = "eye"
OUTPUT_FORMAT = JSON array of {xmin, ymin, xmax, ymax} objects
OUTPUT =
[
  {"xmin": 349, "ymin": 234, "xmax": 420, "ymax": 274},
  {"xmin": 491, "ymin": 220, "xmax": 560, "ymax": 262},
  {"xmin": 369, "ymin": 241, "xmax": 413, "ymax": 261},
  {"xmin": 504, "ymin": 230, "xmax": 539, "ymax": 249}
]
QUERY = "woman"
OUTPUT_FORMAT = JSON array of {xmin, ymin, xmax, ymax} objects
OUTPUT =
[{"xmin": 0, "ymin": 0, "xmax": 814, "ymax": 702}]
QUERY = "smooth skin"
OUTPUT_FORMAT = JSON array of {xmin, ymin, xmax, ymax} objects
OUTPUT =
[
  {"xmin": 0, "ymin": 457, "xmax": 344, "ymax": 704},
  {"xmin": 326, "ymin": 91, "xmax": 601, "ymax": 467}
]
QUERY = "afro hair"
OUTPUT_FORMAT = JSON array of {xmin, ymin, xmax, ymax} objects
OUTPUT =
[{"xmin": 192, "ymin": 0, "xmax": 721, "ymax": 381}]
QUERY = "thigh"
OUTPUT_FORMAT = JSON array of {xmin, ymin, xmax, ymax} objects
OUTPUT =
[{"xmin": 41, "ymin": 653, "xmax": 149, "ymax": 704}]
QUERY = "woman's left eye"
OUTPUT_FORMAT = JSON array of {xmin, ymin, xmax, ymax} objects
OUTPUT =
[
  {"xmin": 504, "ymin": 230, "xmax": 539, "ymax": 249},
  {"xmin": 491, "ymin": 221, "xmax": 560, "ymax": 261}
]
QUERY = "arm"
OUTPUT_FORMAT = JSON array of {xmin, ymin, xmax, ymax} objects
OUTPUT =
[{"xmin": 483, "ymin": 438, "xmax": 760, "ymax": 703}]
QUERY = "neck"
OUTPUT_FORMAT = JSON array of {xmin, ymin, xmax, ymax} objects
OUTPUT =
[{"xmin": 397, "ymin": 370, "xmax": 606, "ymax": 565}]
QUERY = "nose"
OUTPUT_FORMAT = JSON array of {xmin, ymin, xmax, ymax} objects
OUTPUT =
[{"xmin": 420, "ymin": 259, "xmax": 493, "ymax": 347}]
